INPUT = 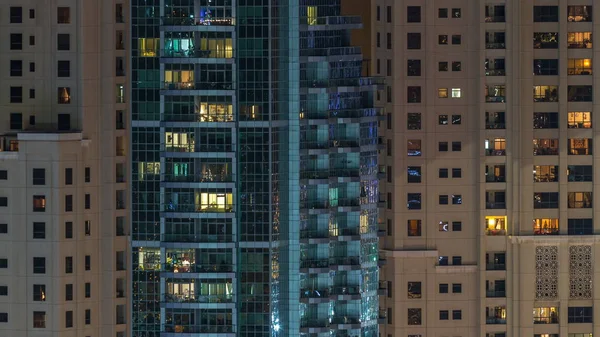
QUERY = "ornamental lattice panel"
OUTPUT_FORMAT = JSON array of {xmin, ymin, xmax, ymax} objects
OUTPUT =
[
  {"xmin": 569, "ymin": 245, "xmax": 592, "ymax": 299},
  {"xmin": 535, "ymin": 246, "xmax": 558, "ymax": 300}
]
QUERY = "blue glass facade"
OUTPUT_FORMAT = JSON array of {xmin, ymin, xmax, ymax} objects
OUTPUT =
[{"xmin": 130, "ymin": 1, "xmax": 378, "ymax": 336}]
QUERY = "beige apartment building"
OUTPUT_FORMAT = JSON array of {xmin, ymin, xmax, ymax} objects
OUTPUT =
[
  {"xmin": 344, "ymin": 1, "xmax": 600, "ymax": 337},
  {"xmin": 0, "ymin": 1, "xmax": 129, "ymax": 336}
]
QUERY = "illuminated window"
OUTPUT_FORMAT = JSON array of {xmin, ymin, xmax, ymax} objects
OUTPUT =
[
  {"xmin": 164, "ymin": 70, "xmax": 194, "ymax": 89},
  {"xmin": 533, "ymin": 219, "xmax": 559, "ymax": 235},
  {"xmin": 533, "ymin": 307, "xmax": 559, "ymax": 323},
  {"xmin": 568, "ymin": 138, "xmax": 592, "ymax": 155},
  {"xmin": 451, "ymin": 88, "xmax": 462, "ymax": 98},
  {"xmin": 568, "ymin": 58, "xmax": 592, "ymax": 75},
  {"xmin": 138, "ymin": 162, "xmax": 160, "ymax": 181},
  {"xmin": 135, "ymin": 248, "xmax": 160, "ymax": 270},
  {"xmin": 33, "ymin": 195, "xmax": 46, "ymax": 212},
  {"xmin": 485, "ymin": 216, "xmax": 507, "ymax": 235},
  {"xmin": 196, "ymin": 192, "xmax": 234, "ymax": 212},
  {"xmin": 533, "ymin": 165, "xmax": 559, "ymax": 182},
  {"xmin": 165, "ymin": 132, "xmax": 195, "ymax": 152},
  {"xmin": 568, "ymin": 192, "xmax": 592, "ymax": 209},
  {"xmin": 307, "ymin": 6, "xmax": 318, "ymax": 25},
  {"xmin": 196, "ymin": 99, "xmax": 234, "ymax": 122},
  {"xmin": 138, "ymin": 38, "xmax": 159, "ymax": 57},
  {"xmin": 407, "ymin": 220, "xmax": 421, "ymax": 236},
  {"xmin": 567, "ymin": 32, "xmax": 592, "ymax": 48},
  {"xmin": 533, "ymin": 85, "xmax": 558, "ymax": 102},
  {"xmin": 438, "ymin": 88, "xmax": 448, "ymax": 98},
  {"xmin": 198, "ymin": 37, "xmax": 233, "ymax": 58},
  {"xmin": 568, "ymin": 112, "xmax": 591, "ymax": 128},
  {"xmin": 485, "ymin": 138, "xmax": 506, "ymax": 156}
]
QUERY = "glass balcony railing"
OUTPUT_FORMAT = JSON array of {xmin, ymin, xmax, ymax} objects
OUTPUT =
[
  {"xmin": 163, "ymin": 325, "xmax": 233, "ymax": 334},
  {"xmin": 329, "ymin": 286, "xmax": 360, "ymax": 296},
  {"xmin": 486, "ymin": 290, "xmax": 506, "ymax": 298},
  {"xmin": 300, "ymin": 259, "xmax": 329, "ymax": 269},
  {"xmin": 302, "ymin": 15, "xmax": 362, "ymax": 26},
  {"xmin": 300, "ymin": 230, "xmax": 329, "ymax": 239},
  {"xmin": 303, "ymin": 77, "xmax": 385, "ymax": 89},
  {"xmin": 486, "ymin": 317, "xmax": 507, "ymax": 324},
  {"xmin": 329, "ymin": 256, "xmax": 360, "ymax": 266},
  {"xmin": 160, "ymin": 16, "xmax": 235, "ymax": 26},
  {"xmin": 163, "ymin": 82, "xmax": 234, "ymax": 90},
  {"xmin": 486, "ymin": 263, "xmax": 506, "ymax": 271},
  {"xmin": 161, "ymin": 233, "xmax": 233, "ymax": 243},
  {"xmin": 330, "ymin": 316, "xmax": 360, "ymax": 325},
  {"xmin": 164, "ymin": 293, "xmax": 233, "ymax": 303},
  {"xmin": 161, "ymin": 48, "xmax": 233, "ymax": 58},
  {"xmin": 300, "ymin": 319, "xmax": 329, "ymax": 328},
  {"xmin": 300, "ymin": 46, "xmax": 361, "ymax": 57},
  {"xmin": 162, "ymin": 263, "xmax": 233, "ymax": 273},
  {"xmin": 301, "ymin": 288, "xmax": 330, "ymax": 298}
]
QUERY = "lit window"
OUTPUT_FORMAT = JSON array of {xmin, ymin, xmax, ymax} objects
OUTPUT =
[
  {"xmin": 164, "ymin": 70, "xmax": 195, "ymax": 89},
  {"xmin": 438, "ymin": 88, "xmax": 448, "ymax": 98},
  {"xmin": 451, "ymin": 88, "xmax": 461, "ymax": 98},
  {"xmin": 138, "ymin": 38, "xmax": 159, "ymax": 57},
  {"xmin": 197, "ymin": 192, "xmax": 234, "ymax": 212},
  {"xmin": 533, "ymin": 219, "xmax": 559, "ymax": 235},
  {"xmin": 485, "ymin": 216, "xmax": 507, "ymax": 235},
  {"xmin": 568, "ymin": 112, "xmax": 592, "ymax": 128}
]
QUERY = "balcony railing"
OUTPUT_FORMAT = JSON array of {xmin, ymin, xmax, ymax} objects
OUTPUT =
[
  {"xmin": 486, "ymin": 69, "xmax": 506, "ymax": 76},
  {"xmin": 161, "ymin": 233, "xmax": 233, "ymax": 243},
  {"xmin": 162, "ymin": 263, "xmax": 233, "ymax": 273},
  {"xmin": 533, "ymin": 148, "xmax": 559, "ymax": 156},
  {"xmin": 300, "ymin": 319, "xmax": 329, "ymax": 328},
  {"xmin": 163, "ymin": 324, "xmax": 233, "ymax": 333},
  {"xmin": 486, "ymin": 175, "xmax": 506, "ymax": 183},
  {"xmin": 486, "ymin": 95, "xmax": 506, "ymax": 103},
  {"xmin": 486, "ymin": 290, "xmax": 506, "ymax": 298},
  {"xmin": 160, "ymin": 16, "xmax": 235, "ymax": 26},
  {"xmin": 163, "ymin": 82, "xmax": 234, "ymax": 90},
  {"xmin": 164, "ymin": 293, "xmax": 233, "ymax": 303},
  {"xmin": 486, "ymin": 317, "xmax": 507, "ymax": 324},
  {"xmin": 300, "ymin": 259, "xmax": 329, "ymax": 269},
  {"xmin": 329, "ymin": 256, "xmax": 360, "ymax": 266},
  {"xmin": 329, "ymin": 286, "xmax": 360, "ymax": 296},
  {"xmin": 161, "ymin": 48, "xmax": 233, "ymax": 58},
  {"xmin": 485, "ymin": 149, "xmax": 506, "ymax": 156},
  {"xmin": 301, "ymin": 288, "xmax": 330, "ymax": 298},
  {"xmin": 486, "ymin": 202, "xmax": 506, "ymax": 209},
  {"xmin": 302, "ymin": 15, "xmax": 362, "ymax": 26},
  {"xmin": 301, "ymin": 46, "xmax": 361, "ymax": 57},
  {"xmin": 486, "ymin": 263, "xmax": 506, "ymax": 271},
  {"xmin": 304, "ymin": 77, "xmax": 385, "ymax": 89},
  {"xmin": 486, "ymin": 228, "xmax": 506, "ymax": 236}
]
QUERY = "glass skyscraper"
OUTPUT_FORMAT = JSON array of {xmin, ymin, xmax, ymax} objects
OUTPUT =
[{"xmin": 130, "ymin": 1, "xmax": 380, "ymax": 336}]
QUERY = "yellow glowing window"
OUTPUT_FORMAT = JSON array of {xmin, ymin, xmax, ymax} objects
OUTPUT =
[
  {"xmin": 164, "ymin": 70, "xmax": 194, "ymax": 84},
  {"xmin": 138, "ymin": 38, "xmax": 159, "ymax": 57},
  {"xmin": 199, "ymin": 38, "xmax": 233, "ymax": 58},
  {"xmin": 138, "ymin": 162, "xmax": 160, "ymax": 181},
  {"xmin": 533, "ymin": 307, "xmax": 559, "ymax": 324},
  {"xmin": 533, "ymin": 218, "xmax": 559, "ymax": 235},
  {"xmin": 197, "ymin": 101, "xmax": 234, "ymax": 122},
  {"xmin": 567, "ymin": 32, "xmax": 592, "ymax": 48},
  {"xmin": 568, "ymin": 112, "xmax": 592, "ymax": 128},
  {"xmin": 438, "ymin": 88, "xmax": 448, "ymax": 98},
  {"xmin": 485, "ymin": 216, "xmax": 507, "ymax": 235},
  {"xmin": 307, "ymin": 6, "xmax": 318, "ymax": 25},
  {"xmin": 197, "ymin": 192, "xmax": 233, "ymax": 211}
]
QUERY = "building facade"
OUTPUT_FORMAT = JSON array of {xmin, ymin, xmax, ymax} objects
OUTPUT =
[
  {"xmin": 344, "ymin": 1, "xmax": 600, "ymax": 337},
  {"xmin": 0, "ymin": 0, "xmax": 130, "ymax": 336},
  {"xmin": 130, "ymin": 0, "xmax": 378, "ymax": 336}
]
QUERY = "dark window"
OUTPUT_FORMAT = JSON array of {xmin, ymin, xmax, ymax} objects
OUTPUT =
[
  {"xmin": 0, "ymin": 171, "xmax": 4, "ymax": 180},
  {"xmin": 57, "ymin": 61, "xmax": 70, "ymax": 77},
  {"xmin": 0, "ymin": 259, "xmax": 7, "ymax": 268},
  {"xmin": 0, "ymin": 313, "xmax": 7, "ymax": 322},
  {"xmin": 33, "ymin": 257, "xmax": 45, "ymax": 274},
  {"xmin": 0, "ymin": 224, "xmax": 6, "ymax": 233},
  {"xmin": 439, "ymin": 256, "xmax": 449, "ymax": 265},
  {"xmin": 65, "ymin": 222, "xmax": 73, "ymax": 239},
  {"xmin": 32, "ymin": 168, "xmax": 45, "ymax": 185},
  {"xmin": 386, "ymin": 193, "xmax": 392, "ymax": 210},
  {"xmin": 453, "ymin": 310, "xmax": 462, "ymax": 320},
  {"xmin": 57, "ymin": 7, "xmax": 70, "ymax": 24},
  {"xmin": 386, "ymin": 33, "xmax": 392, "ymax": 49},
  {"xmin": 439, "ymin": 168, "xmax": 448, "ymax": 178},
  {"xmin": 387, "ymin": 6, "xmax": 392, "ymax": 23},
  {"xmin": 568, "ymin": 165, "xmax": 593, "ymax": 182},
  {"xmin": 65, "ymin": 195, "xmax": 73, "ymax": 212},
  {"xmin": 452, "ymin": 256, "xmax": 462, "ymax": 265},
  {"xmin": 29, "ymin": 89, "xmax": 35, "ymax": 99},
  {"xmin": 65, "ymin": 256, "xmax": 73, "ymax": 273},
  {"xmin": 407, "ymin": 33, "xmax": 421, "ymax": 49},
  {"xmin": 452, "ymin": 8, "xmax": 461, "ymax": 18},
  {"xmin": 33, "ymin": 311, "xmax": 46, "ymax": 328},
  {"xmin": 439, "ymin": 283, "xmax": 448, "ymax": 293},
  {"xmin": 58, "ymin": 114, "xmax": 71, "ymax": 131},
  {"xmin": 568, "ymin": 85, "xmax": 593, "ymax": 102},
  {"xmin": 452, "ymin": 35, "xmax": 461, "ymax": 45},
  {"xmin": 452, "ymin": 62, "xmax": 461, "ymax": 71},
  {"xmin": 29, "ymin": 116, "xmax": 35, "ymax": 126},
  {"xmin": 407, "ymin": 166, "xmax": 422, "ymax": 183},
  {"xmin": 30, "ymin": 62, "xmax": 35, "ymax": 72},
  {"xmin": 33, "ymin": 284, "xmax": 45, "ymax": 301},
  {"xmin": 439, "ymin": 310, "xmax": 449, "ymax": 320},
  {"xmin": 534, "ymin": 6, "xmax": 559, "ymax": 22},
  {"xmin": 0, "ymin": 198, "xmax": 7, "ymax": 207},
  {"xmin": 85, "ymin": 255, "xmax": 91, "ymax": 270},
  {"xmin": 85, "ymin": 167, "xmax": 90, "ymax": 182},
  {"xmin": 407, "ymin": 6, "xmax": 421, "ymax": 23},
  {"xmin": 486, "ymin": 31, "xmax": 506, "ymax": 49},
  {"xmin": 377, "ymin": 32, "xmax": 381, "ymax": 48},
  {"xmin": 387, "ymin": 59, "xmax": 392, "ymax": 76},
  {"xmin": 407, "ymin": 86, "xmax": 421, "ymax": 103},
  {"xmin": 407, "ymin": 113, "xmax": 421, "ymax": 130},
  {"xmin": 10, "ymin": 60, "xmax": 22, "ymax": 77},
  {"xmin": 376, "ymin": 6, "xmax": 380, "ymax": 21},
  {"xmin": 85, "ymin": 309, "xmax": 91, "ymax": 324},
  {"xmin": 533, "ymin": 112, "xmax": 559, "ymax": 129},
  {"xmin": 452, "ymin": 141, "xmax": 462, "ymax": 151},
  {"xmin": 452, "ymin": 195, "xmax": 462, "ymax": 205},
  {"xmin": 534, "ymin": 192, "xmax": 559, "ymax": 209},
  {"xmin": 568, "ymin": 6, "xmax": 593, "ymax": 22},
  {"xmin": 57, "ymin": 34, "xmax": 70, "ymax": 50},
  {"xmin": 33, "ymin": 222, "xmax": 45, "ymax": 239},
  {"xmin": 85, "ymin": 283, "xmax": 91, "ymax": 298},
  {"xmin": 407, "ymin": 193, "xmax": 421, "ymax": 210},
  {"xmin": 452, "ymin": 221, "xmax": 462, "ymax": 231},
  {"xmin": 65, "ymin": 311, "xmax": 73, "ymax": 328},
  {"xmin": 439, "ymin": 35, "xmax": 448, "ymax": 45},
  {"xmin": 29, "ymin": 9, "xmax": 35, "ymax": 19},
  {"xmin": 452, "ymin": 168, "xmax": 462, "ymax": 178},
  {"xmin": 10, "ymin": 86, "xmax": 23, "ymax": 103},
  {"xmin": 10, "ymin": 113, "xmax": 22, "ymax": 130},
  {"xmin": 0, "ymin": 286, "xmax": 7, "ymax": 295},
  {"xmin": 408, "ymin": 282, "xmax": 422, "ymax": 298},
  {"xmin": 29, "ymin": 35, "xmax": 35, "ymax": 46},
  {"xmin": 568, "ymin": 307, "xmax": 593, "ymax": 323},
  {"xmin": 65, "ymin": 284, "xmax": 74, "ymax": 301},
  {"xmin": 65, "ymin": 168, "xmax": 73, "ymax": 185},
  {"xmin": 85, "ymin": 194, "xmax": 91, "ymax": 209},
  {"xmin": 10, "ymin": 34, "xmax": 22, "ymax": 50},
  {"xmin": 407, "ymin": 59, "xmax": 421, "ymax": 76},
  {"xmin": 439, "ymin": 8, "xmax": 448, "ymax": 18},
  {"xmin": 10, "ymin": 7, "xmax": 22, "ymax": 23},
  {"xmin": 439, "ymin": 195, "xmax": 449, "ymax": 205},
  {"xmin": 407, "ymin": 308, "xmax": 422, "ymax": 325},
  {"xmin": 438, "ymin": 62, "xmax": 448, "ymax": 71},
  {"xmin": 568, "ymin": 218, "xmax": 593, "ymax": 235},
  {"xmin": 452, "ymin": 283, "xmax": 462, "ymax": 293},
  {"xmin": 534, "ymin": 59, "xmax": 559, "ymax": 75},
  {"xmin": 439, "ymin": 142, "xmax": 448, "ymax": 152}
]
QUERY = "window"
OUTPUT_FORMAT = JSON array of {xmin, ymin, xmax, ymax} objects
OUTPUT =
[
  {"xmin": 439, "ymin": 8, "xmax": 448, "ymax": 18},
  {"xmin": 10, "ymin": 86, "xmax": 23, "ymax": 103},
  {"xmin": 439, "ymin": 115, "xmax": 448, "ymax": 125},
  {"xmin": 533, "ymin": 112, "xmax": 559, "ymax": 129},
  {"xmin": 452, "ymin": 256, "xmax": 462, "ymax": 265},
  {"xmin": 0, "ymin": 171, "xmax": 6, "ymax": 180},
  {"xmin": 0, "ymin": 224, "xmax": 6, "ymax": 233},
  {"xmin": 534, "ymin": 59, "xmax": 559, "ymax": 75},
  {"xmin": 29, "ymin": 35, "xmax": 35, "ymax": 46},
  {"xmin": 10, "ymin": 34, "xmax": 22, "ymax": 50},
  {"xmin": 65, "ymin": 256, "xmax": 73, "ymax": 273},
  {"xmin": 85, "ymin": 194, "xmax": 91, "ymax": 209},
  {"xmin": 407, "ymin": 6, "xmax": 421, "ymax": 23},
  {"xmin": 439, "ymin": 256, "xmax": 449, "ymax": 265},
  {"xmin": 533, "ymin": 218, "xmax": 559, "ymax": 235},
  {"xmin": 29, "ymin": 62, "xmax": 35, "ymax": 72},
  {"xmin": 408, "ymin": 308, "xmax": 422, "ymax": 325},
  {"xmin": 438, "ymin": 35, "xmax": 448, "ymax": 45},
  {"xmin": 386, "ymin": 85, "xmax": 392, "ymax": 103},
  {"xmin": 568, "ymin": 85, "xmax": 593, "ymax": 102},
  {"xmin": 452, "ymin": 35, "xmax": 461, "ymax": 45},
  {"xmin": 33, "ymin": 195, "xmax": 46, "ymax": 212},
  {"xmin": 10, "ymin": 7, "xmax": 22, "ymax": 23},
  {"xmin": 568, "ymin": 6, "xmax": 592, "ymax": 22},
  {"xmin": 407, "ymin": 166, "xmax": 422, "ymax": 183},
  {"xmin": 486, "ymin": 31, "xmax": 506, "ymax": 49},
  {"xmin": 533, "ymin": 138, "xmax": 559, "ymax": 156},
  {"xmin": 452, "ymin": 168, "xmax": 462, "ymax": 178},
  {"xmin": 485, "ymin": 85, "xmax": 506, "ymax": 102},
  {"xmin": 57, "ymin": 7, "xmax": 70, "ymax": 23},
  {"xmin": 439, "ymin": 310, "xmax": 449, "ymax": 320},
  {"xmin": 0, "ymin": 286, "xmax": 7, "ymax": 295},
  {"xmin": 116, "ymin": 30, "xmax": 125, "ymax": 50},
  {"xmin": 10, "ymin": 60, "xmax": 22, "ymax": 77},
  {"xmin": 568, "ymin": 58, "xmax": 593, "ymax": 75},
  {"xmin": 85, "ymin": 167, "xmax": 90, "ymax": 182},
  {"xmin": 10, "ymin": 113, "xmax": 22, "ymax": 130},
  {"xmin": 407, "ymin": 194, "xmax": 422, "ymax": 210},
  {"xmin": 387, "ymin": 139, "xmax": 392, "ymax": 156},
  {"xmin": 439, "ymin": 62, "xmax": 448, "ymax": 71},
  {"xmin": 452, "ymin": 195, "xmax": 462, "ymax": 205},
  {"xmin": 439, "ymin": 195, "xmax": 448, "ymax": 205},
  {"xmin": 85, "ymin": 255, "xmax": 91, "ymax": 270},
  {"xmin": 568, "ymin": 192, "xmax": 593, "ymax": 209},
  {"xmin": 386, "ymin": 33, "xmax": 392, "ymax": 49},
  {"xmin": 439, "ymin": 221, "xmax": 449, "ymax": 232},
  {"xmin": 439, "ymin": 142, "xmax": 448, "ymax": 151},
  {"xmin": 533, "ymin": 85, "xmax": 559, "ymax": 102},
  {"xmin": 33, "ymin": 257, "xmax": 45, "ymax": 274},
  {"xmin": 387, "ymin": 6, "xmax": 392, "ymax": 23},
  {"xmin": 452, "ymin": 62, "xmax": 461, "ymax": 71},
  {"xmin": 568, "ymin": 138, "xmax": 592, "ymax": 155},
  {"xmin": 439, "ymin": 168, "xmax": 448, "ymax": 178},
  {"xmin": 407, "ymin": 59, "xmax": 420, "ymax": 76},
  {"xmin": 33, "ymin": 284, "xmax": 46, "ymax": 301},
  {"xmin": 64, "ymin": 168, "xmax": 73, "ymax": 185},
  {"xmin": 58, "ymin": 114, "xmax": 71, "ymax": 130},
  {"xmin": 486, "ymin": 58, "xmax": 505, "ymax": 76},
  {"xmin": 407, "ymin": 220, "xmax": 421, "ymax": 236},
  {"xmin": 452, "ymin": 142, "xmax": 462, "ymax": 151},
  {"xmin": 57, "ymin": 61, "xmax": 70, "ymax": 77},
  {"xmin": 568, "ymin": 165, "xmax": 593, "ymax": 182},
  {"xmin": 116, "ymin": 4, "xmax": 124, "ymax": 23},
  {"xmin": 85, "ymin": 282, "xmax": 91, "ymax": 298},
  {"xmin": 407, "ymin": 140, "xmax": 422, "ymax": 156},
  {"xmin": 407, "ymin": 113, "xmax": 421, "ymax": 130},
  {"xmin": 58, "ymin": 87, "xmax": 71, "ymax": 104},
  {"xmin": 533, "ymin": 165, "xmax": 559, "ymax": 182},
  {"xmin": 65, "ymin": 311, "xmax": 73, "ymax": 328},
  {"xmin": 57, "ymin": 34, "xmax": 70, "ymax": 50},
  {"xmin": 452, "ymin": 221, "xmax": 462, "ymax": 231},
  {"xmin": 534, "ymin": 32, "xmax": 559, "ymax": 49},
  {"xmin": 33, "ymin": 222, "xmax": 45, "ymax": 239},
  {"xmin": 0, "ymin": 259, "xmax": 7, "ymax": 268},
  {"xmin": 568, "ymin": 32, "xmax": 592, "ymax": 48},
  {"xmin": 453, "ymin": 310, "xmax": 462, "ymax": 320},
  {"xmin": 29, "ymin": 89, "xmax": 35, "ymax": 99},
  {"xmin": 534, "ymin": 192, "xmax": 559, "ymax": 209},
  {"xmin": 116, "ymin": 57, "xmax": 125, "ymax": 76},
  {"xmin": 65, "ymin": 222, "xmax": 73, "ymax": 239},
  {"xmin": 438, "ymin": 88, "xmax": 448, "ymax": 98},
  {"xmin": 0, "ymin": 198, "xmax": 6, "ymax": 207},
  {"xmin": 377, "ymin": 33, "xmax": 381, "ymax": 48},
  {"xmin": 376, "ymin": 6, "xmax": 380, "ymax": 21},
  {"xmin": 439, "ymin": 284, "xmax": 449, "ymax": 293},
  {"xmin": 534, "ymin": 6, "xmax": 559, "ymax": 22},
  {"xmin": 568, "ymin": 219, "xmax": 593, "ymax": 235},
  {"xmin": 84, "ymin": 220, "xmax": 91, "ymax": 236},
  {"xmin": 116, "ymin": 251, "xmax": 126, "ymax": 270},
  {"xmin": 486, "ymin": 5, "xmax": 506, "ymax": 22},
  {"xmin": 568, "ymin": 112, "xmax": 592, "ymax": 128},
  {"xmin": 568, "ymin": 307, "xmax": 593, "ymax": 323},
  {"xmin": 65, "ymin": 284, "xmax": 73, "ymax": 301},
  {"xmin": 32, "ymin": 168, "xmax": 45, "ymax": 185},
  {"xmin": 0, "ymin": 313, "xmax": 7, "ymax": 322},
  {"xmin": 407, "ymin": 33, "xmax": 421, "ymax": 49},
  {"xmin": 452, "ymin": 8, "xmax": 461, "ymax": 18},
  {"xmin": 408, "ymin": 282, "xmax": 422, "ymax": 299},
  {"xmin": 85, "ymin": 309, "xmax": 91, "ymax": 324},
  {"xmin": 65, "ymin": 195, "xmax": 73, "ymax": 212},
  {"xmin": 33, "ymin": 311, "xmax": 46, "ymax": 328}
]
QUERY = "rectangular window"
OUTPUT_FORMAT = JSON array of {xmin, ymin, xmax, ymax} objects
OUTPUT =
[
  {"xmin": 85, "ymin": 167, "xmax": 90, "ymax": 182},
  {"xmin": 29, "ymin": 35, "xmax": 35, "ymax": 46},
  {"xmin": 568, "ymin": 192, "xmax": 593, "ymax": 209},
  {"xmin": 568, "ymin": 219, "xmax": 593, "ymax": 235},
  {"xmin": 33, "ymin": 257, "xmax": 45, "ymax": 274},
  {"xmin": 10, "ymin": 86, "xmax": 23, "ymax": 103},
  {"xmin": 65, "ymin": 222, "xmax": 73, "ymax": 239},
  {"xmin": 439, "ymin": 310, "xmax": 449, "ymax": 320},
  {"xmin": 65, "ymin": 256, "xmax": 73, "ymax": 273},
  {"xmin": 533, "ymin": 6, "xmax": 559, "ymax": 22},
  {"xmin": 534, "ymin": 59, "xmax": 559, "ymax": 75},
  {"xmin": 33, "ymin": 284, "xmax": 45, "ymax": 301},
  {"xmin": 10, "ymin": 34, "xmax": 22, "ymax": 50},
  {"xmin": 407, "ymin": 6, "xmax": 421, "ymax": 23},
  {"xmin": 407, "ymin": 193, "xmax": 421, "ymax": 210},
  {"xmin": 33, "ymin": 195, "xmax": 46, "ymax": 212},
  {"xmin": 568, "ymin": 58, "xmax": 593, "ymax": 75},
  {"xmin": 0, "ymin": 170, "xmax": 6, "ymax": 180},
  {"xmin": 65, "ymin": 310, "xmax": 73, "ymax": 328},
  {"xmin": 485, "ymin": 31, "xmax": 506, "ymax": 49},
  {"xmin": 85, "ymin": 220, "xmax": 91, "ymax": 236},
  {"xmin": 85, "ymin": 309, "xmax": 91, "ymax": 324},
  {"xmin": 452, "ymin": 168, "xmax": 462, "ymax": 178},
  {"xmin": 10, "ymin": 7, "xmax": 22, "ymax": 23},
  {"xmin": 568, "ymin": 111, "xmax": 592, "ymax": 128},
  {"xmin": 0, "ymin": 198, "xmax": 7, "ymax": 207},
  {"xmin": 568, "ymin": 6, "xmax": 592, "ymax": 22},
  {"xmin": 439, "ymin": 284, "xmax": 449, "ymax": 293},
  {"xmin": 57, "ymin": 7, "xmax": 70, "ymax": 24},
  {"xmin": 408, "ymin": 282, "xmax": 422, "ymax": 299},
  {"xmin": 0, "ymin": 286, "xmax": 7, "ymax": 296},
  {"xmin": 57, "ymin": 34, "xmax": 70, "ymax": 50},
  {"xmin": 485, "ymin": 5, "xmax": 506, "ymax": 22},
  {"xmin": 452, "ymin": 222, "xmax": 462, "ymax": 231},
  {"xmin": 568, "ymin": 138, "xmax": 592, "ymax": 155},
  {"xmin": 33, "ymin": 311, "xmax": 46, "ymax": 328},
  {"xmin": 10, "ymin": 113, "xmax": 22, "ymax": 130},
  {"xmin": 58, "ymin": 87, "xmax": 71, "ymax": 104},
  {"xmin": 534, "ymin": 32, "xmax": 559, "ymax": 49},
  {"xmin": 533, "ymin": 138, "xmax": 559, "ymax": 156},
  {"xmin": 534, "ymin": 192, "xmax": 560, "ymax": 209},
  {"xmin": 533, "ymin": 85, "xmax": 559, "ymax": 102},
  {"xmin": 0, "ymin": 313, "xmax": 7, "ymax": 322},
  {"xmin": 452, "ymin": 35, "xmax": 461, "ymax": 45},
  {"xmin": 452, "ymin": 141, "xmax": 462, "ymax": 151},
  {"xmin": 57, "ymin": 60, "xmax": 70, "ymax": 77},
  {"xmin": 452, "ymin": 62, "xmax": 461, "ymax": 71},
  {"xmin": 65, "ymin": 284, "xmax": 73, "ymax": 301},
  {"xmin": 65, "ymin": 168, "xmax": 73, "ymax": 185},
  {"xmin": 407, "ymin": 220, "xmax": 421, "ymax": 236},
  {"xmin": 407, "ymin": 166, "xmax": 422, "ymax": 183},
  {"xmin": 533, "ymin": 165, "xmax": 559, "ymax": 183},
  {"xmin": 407, "ymin": 59, "xmax": 420, "ymax": 76},
  {"xmin": 65, "ymin": 195, "xmax": 73, "ymax": 212},
  {"xmin": 439, "ymin": 168, "xmax": 448, "ymax": 178},
  {"xmin": 85, "ymin": 194, "xmax": 91, "ymax": 209},
  {"xmin": 486, "ymin": 58, "xmax": 505, "ymax": 76},
  {"xmin": 568, "ymin": 165, "xmax": 592, "ymax": 182},
  {"xmin": 32, "ymin": 168, "xmax": 45, "ymax": 185},
  {"xmin": 533, "ymin": 112, "xmax": 559, "ymax": 129},
  {"xmin": 33, "ymin": 222, "xmax": 45, "ymax": 239},
  {"xmin": 568, "ymin": 307, "xmax": 593, "ymax": 323},
  {"xmin": 85, "ymin": 282, "xmax": 91, "ymax": 298},
  {"xmin": 407, "ymin": 33, "xmax": 421, "ymax": 49},
  {"xmin": 85, "ymin": 255, "xmax": 91, "ymax": 270},
  {"xmin": 407, "ymin": 308, "xmax": 422, "ymax": 325},
  {"xmin": 453, "ymin": 310, "xmax": 462, "ymax": 320},
  {"xmin": 10, "ymin": 60, "xmax": 22, "ymax": 77},
  {"xmin": 386, "ymin": 33, "xmax": 392, "ymax": 49},
  {"xmin": 407, "ymin": 140, "xmax": 421, "ymax": 156},
  {"xmin": 439, "ymin": 195, "xmax": 449, "ymax": 205},
  {"xmin": 387, "ymin": 6, "xmax": 392, "ymax": 22},
  {"xmin": 452, "ymin": 195, "xmax": 462, "ymax": 205},
  {"xmin": 407, "ymin": 113, "xmax": 421, "ymax": 130},
  {"xmin": 0, "ymin": 224, "xmax": 6, "ymax": 233},
  {"xmin": 439, "ymin": 8, "xmax": 448, "ymax": 18}
]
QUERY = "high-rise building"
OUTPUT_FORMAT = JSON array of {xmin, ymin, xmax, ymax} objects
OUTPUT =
[
  {"xmin": 130, "ymin": 0, "xmax": 379, "ymax": 336},
  {"xmin": 345, "ymin": 1, "xmax": 599, "ymax": 337},
  {"xmin": 0, "ymin": 0, "xmax": 130, "ymax": 336}
]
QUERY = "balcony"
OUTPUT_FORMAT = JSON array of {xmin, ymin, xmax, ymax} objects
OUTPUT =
[
  {"xmin": 302, "ymin": 15, "xmax": 362, "ymax": 26},
  {"xmin": 300, "ymin": 319, "xmax": 329, "ymax": 330},
  {"xmin": 301, "ymin": 288, "xmax": 330, "ymax": 299},
  {"xmin": 485, "ymin": 216, "xmax": 507, "ymax": 236},
  {"xmin": 161, "ymin": 48, "xmax": 233, "ymax": 59},
  {"xmin": 486, "ymin": 263, "xmax": 506, "ymax": 271},
  {"xmin": 163, "ymin": 81, "xmax": 234, "ymax": 91},
  {"xmin": 304, "ymin": 77, "xmax": 385, "ymax": 89},
  {"xmin": 486, "ymin": 290, "xmax": 506, "ymax": 298},
  {"xmin": 300, "ymin": 259, "xmax": 329, "ymax": 270},
  {"xmin": 164, "ymin": 292, "xmax": 233, "ymax": 304},
  {"xmin": 162, "ymin": 263, "xmax": 233, "ymax": 273},
  {"xmin": 329, "ymin": 256, "xmax": 360, "ymax": 267},
  {"xmin": 486, "ymin": 317, "xmax": 507, "ymax": 324},
  {"xmin": 300, "ymin": 46, "xmax": 361, "ymax": 57},
  {"xmin": 330, "ymin": 286, "xmax": 360, "ymax": 296},
  {"xmin": 160, "ymin": 16, "xmax": 235, "ymax": 26},
  {"xmin": 486, "ymin": 202, "xmax": 506, "ymax": 209},
  {"xmin": 163, "ymin": 325, "xmax": 233, "ymax": 334},
  {"xmin": 162, "ymin": 233, "xmax": 233, "ymax": 243}
]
